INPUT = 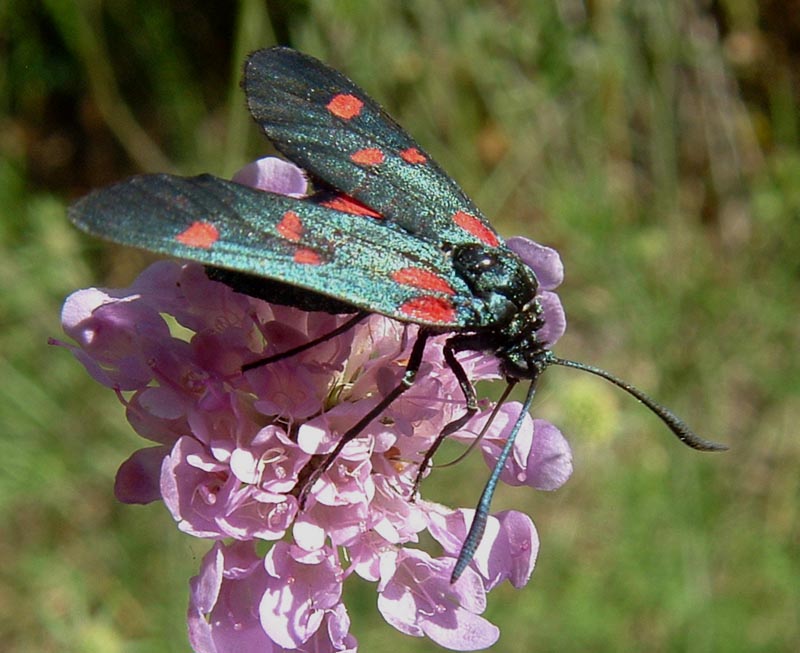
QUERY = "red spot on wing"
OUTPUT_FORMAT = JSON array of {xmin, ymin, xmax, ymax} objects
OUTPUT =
[
  {"xmin": 350, "ymin": 148, "xmax": 385, "ymax": 166},
  {"xmin": 327, "ymin": 94, "xmax": 363, "ymax": 120},
  {"xmin": 294, "ymin": 248, "xmax": 322, "ymax": 266},
  {"xmin": 175, "ymin": 221, "xmax": 219, "ymax": 249},
  {"xmin": 452, "ymin": 210, "xmax": 499, "ymax": 247},
  {"xmin": 392, "ymin": 267, "xmax": 455, "ymax": 295},
  {"xmin": 400, "ymin": 147, "xmax": 426, "ymax": 164},
  {"xmin": 277, "ymin": 211, "xmax": 303, "ymax": 242},
  {"xmin": 399, "ymin": 296, "xmax": 457, "ymax": 324},
  {"xmin": 321, "ymin": 194, "xmax": 382, "ymax": 218}
]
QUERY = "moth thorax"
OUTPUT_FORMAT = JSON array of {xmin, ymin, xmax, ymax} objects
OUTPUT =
[{"xmin": 451, "ymin": 244, "xmax": 539, "ymax": 315}]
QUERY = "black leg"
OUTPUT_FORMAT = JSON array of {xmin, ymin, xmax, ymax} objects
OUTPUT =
[
  {"xmin": 297, "ymin": 330, "xmax": 431, "ymax": 508},
  {"xmin": 243, "ymin": 311, "xmax": 369, "ymax": 371},
  {"xmin": 412, "ymin": 333, "xmax": 485, "ymax": 495}
]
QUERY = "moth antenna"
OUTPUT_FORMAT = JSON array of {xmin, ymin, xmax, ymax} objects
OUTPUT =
[
  {"xmin": 548, "ymin": 356, "xmax": 728, "ymax": 452},
  {"xmin": 451, "ymin": 380, "xmax": 535, "ymax": 582}
]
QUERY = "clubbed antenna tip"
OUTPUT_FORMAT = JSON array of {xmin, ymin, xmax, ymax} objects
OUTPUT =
[{"xmin": 548, "ymin": 356, "xmax": 728, "ymax": 452}]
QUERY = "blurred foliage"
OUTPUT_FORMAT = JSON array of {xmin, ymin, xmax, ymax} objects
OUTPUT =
[{"xmin": 1, "ymin": 1, "xmax": 798, "ymax": 652}]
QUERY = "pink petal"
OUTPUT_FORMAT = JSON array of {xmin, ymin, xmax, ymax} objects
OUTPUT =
[
  {"xmin": 114, "ymin": 446, "xmax": 167, "ymax": 504},
  {"xmin": 232, "ymin": 157, "xmax": 308, "ymax": 196},
  {"xmin": 506, "ymin": 237, "xmax": 564, "ymax": 290}
]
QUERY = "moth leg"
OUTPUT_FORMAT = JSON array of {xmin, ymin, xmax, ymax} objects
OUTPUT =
[
  {"xmin": 297, "ymin": 330, "xmax": 431, "ymax": 509},
  {"xmin": 243, "ymin": 311, "xmax": 369, "ymax": 371},
  {"xmin": 411, "ymin": 333, "xmax": 484, "ymax": 496}
]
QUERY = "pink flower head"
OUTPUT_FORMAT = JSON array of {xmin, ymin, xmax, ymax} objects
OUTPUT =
[{"xmin": 58, "ymin": 157, "xmax": 573, "ymax": 651}]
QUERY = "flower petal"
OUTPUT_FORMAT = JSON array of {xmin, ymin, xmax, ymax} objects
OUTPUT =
[
  {"xmin": 114, "ymin": 446, "xmax": 167, "ymax": 504},
  {"xmin": 506, "ymin": 237, "xmax": 564, "ymax": 290},
  {"xmin": 233, "ymin": 157, "xmax": 308, "ymax": 196}
]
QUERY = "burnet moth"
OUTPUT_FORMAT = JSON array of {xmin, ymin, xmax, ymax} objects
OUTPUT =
[{"xmin": 69, "ymin": 47, "xmax": 727, "ymax": 582}]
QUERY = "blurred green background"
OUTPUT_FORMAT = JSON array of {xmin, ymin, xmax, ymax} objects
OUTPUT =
[{"xmin": 2, "ymin": 1, "xmax": 798, "ymax": 651}]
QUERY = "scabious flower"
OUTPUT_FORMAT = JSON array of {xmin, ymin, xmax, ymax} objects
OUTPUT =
[{"xmin": 55, "ymin": 157, "xmax": 573, "ymax": 652}]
